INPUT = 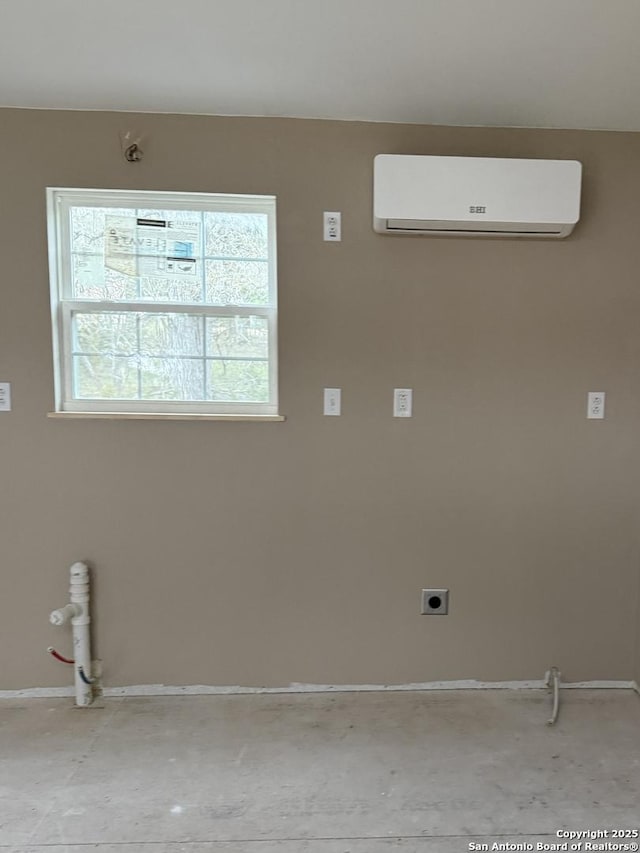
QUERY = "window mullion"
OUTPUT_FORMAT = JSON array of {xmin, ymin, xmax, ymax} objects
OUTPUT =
[
  {"xmin": 202, "ymin": 315, "xmax": 207, "ymax": 401},
  {"xmin": 136, "ymin": 313, "xmax": 142, "ymax": 400},
  {"xmin": 60, "ymin": 303, "xmax": 74, "ymax": 405}
]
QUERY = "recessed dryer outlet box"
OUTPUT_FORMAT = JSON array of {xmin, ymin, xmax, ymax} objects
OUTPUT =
[{"xmin": 421, "ymin": 589, "xmax": 449, "ymax": 615}]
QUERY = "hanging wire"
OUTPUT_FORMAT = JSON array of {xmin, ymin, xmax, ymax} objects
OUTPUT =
[
  {"xmin": 78, "ymin": 665, "xmax": 95, "ymax": 685},
  {"xmin": 47, "ymin": 646, "xmax": 75, "ymax": 665}
]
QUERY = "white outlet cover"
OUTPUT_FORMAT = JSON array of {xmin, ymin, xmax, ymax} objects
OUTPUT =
[
  {"xmin": 0, "ymin": 382, "xmax": 11, "ymax": 411},
  {"xmin": 393, "ymin": 388, "xmax": 412, "ymax": 417},
  {"xmin": 587, "ymin": 391, "xmax": 605, "ymax": 419},
  {"xmin": 323, "ymin": 211, "xmax": 341, "ymax": 241}
]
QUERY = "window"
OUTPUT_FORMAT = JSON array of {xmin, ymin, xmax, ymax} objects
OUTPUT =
[{"xmin": 47, "ymin": 188, "xmax": 278, "ymax": 418}]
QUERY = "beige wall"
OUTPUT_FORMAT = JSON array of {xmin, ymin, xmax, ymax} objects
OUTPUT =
[
  {"xmin": 636, "ymin": 595, "xmax": 640, "ymax": 687},
  {"xmin": 1, "ymin": 108, "xmax": 640, "ymax": 690},
  {"xmin": 636, "ymin": 571, "xmax": 640, "ymax": 687}
]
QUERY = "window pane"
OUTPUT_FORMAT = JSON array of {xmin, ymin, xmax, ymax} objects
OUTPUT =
[
  {"xmin": 70, "ymin": 206, "xmax": 130, "ymax": 253},
  {"xmin": 73, "ymin": 313, "xmax": 138, "ymax": 355},
  {"xmin": 72, "ymin": 257, "xmax": 139, "ymax": 301},
  {"xmin": 140, "ymin": 314, "xmax": 204, "ymax": 357},
  {"xmin": 140, "ymin": 276, "xmax": 203, "ymax": 303},
  {"xmin": 206, "ymin": 259, "xmax": 269, "ymax": 305},
  {"xmin": 208, "ymin": 361, "xmax": 269, "ymax": 402},
  {"xmin": 205, "ymin": 212, "xmax": 268, "ymax": 259},
  {"xmin": 74, "ymin": 355, "xmax": 139, "ymax": 399},
  {"xmin": 206, "ymin": 316, "xmax": 269, "ymax": 359},
  {"xmin": 140, "ymin": 357, "xmax": 205, "ymax": 401},
  {"xmin": 71, "ymin": 207, "xmax": 140, "ymax": 300}
]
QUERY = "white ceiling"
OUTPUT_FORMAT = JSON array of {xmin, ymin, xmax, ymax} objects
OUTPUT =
[{"xmin": 2, "ymin": 0, "xmax": 640, "ymax": 131}]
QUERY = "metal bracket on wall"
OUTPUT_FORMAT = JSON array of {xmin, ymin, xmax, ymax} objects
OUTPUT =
[{"xmin": 119, "ymin": 130, "xmax": 144, "ymax": 163}]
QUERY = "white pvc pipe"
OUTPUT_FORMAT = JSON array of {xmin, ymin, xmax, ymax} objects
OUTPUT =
[
  {"xmin": 546, "ymin": 666, "xmax": 561, "ymax": 726},
  {"xmin": 49, "ymin": 562, "xmax": 92, "ymax": 706}
]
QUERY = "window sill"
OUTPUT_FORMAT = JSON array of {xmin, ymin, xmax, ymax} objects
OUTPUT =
[{"xmin": 47, "ymin": 412, "xmax": 286, "ymax": 422}]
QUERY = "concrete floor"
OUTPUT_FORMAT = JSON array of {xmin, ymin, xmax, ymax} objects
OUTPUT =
[{"xmin": 1, "ymin": 690, "xmax": 639, "ymax": 853}]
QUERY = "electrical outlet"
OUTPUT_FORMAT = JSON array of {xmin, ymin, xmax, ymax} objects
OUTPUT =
[
  {"xmin": 323, "ymin": 387, "xmax": 341, "ymax": 416},
  {"xmin": 323, "ymin": 211, "xmax": 341, "ymax": 241},
  {"xmin": 0, "ymin": 382, "xmax": 11, "ymax": 411},
  {"xmin": 393, "ymin": 388, "xmax": 412, "ymax": 418},
  {"xmin": 421, "ymin": 589, "xmax": 449, "ymax": 615},
  {"xmin": 587, "ymin": 391, "xmax": 605, "ymax": 419}
]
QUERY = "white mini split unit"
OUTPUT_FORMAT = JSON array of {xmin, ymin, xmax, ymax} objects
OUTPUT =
[{"xmin": 373, "ymin": 154, "xmax": 582, "ymax": 238}]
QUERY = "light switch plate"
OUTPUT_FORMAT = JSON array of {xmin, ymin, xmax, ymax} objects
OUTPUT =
[
  {"xmin": 323, "ymin": 388, "xmax": 341, "ymax": 416},
  {"xmin": 0, "ymin": 383, "xmax": 11, "ymax": 411}
]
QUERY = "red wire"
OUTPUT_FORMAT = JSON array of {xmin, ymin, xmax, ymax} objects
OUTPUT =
[{"xmin": 47, "ymin": 647, "xmax": 75, "ymax": 665}]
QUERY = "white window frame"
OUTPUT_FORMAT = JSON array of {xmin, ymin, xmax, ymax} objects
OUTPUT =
[{"xmin": 47, "ymin": 188, "xmax": 279, "ymax": 418}]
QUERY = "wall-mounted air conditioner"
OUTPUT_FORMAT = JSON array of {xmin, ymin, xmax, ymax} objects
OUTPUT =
[{"xmin": 373, "ymin": 154, "xmax": 582, "ymax": 238}]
